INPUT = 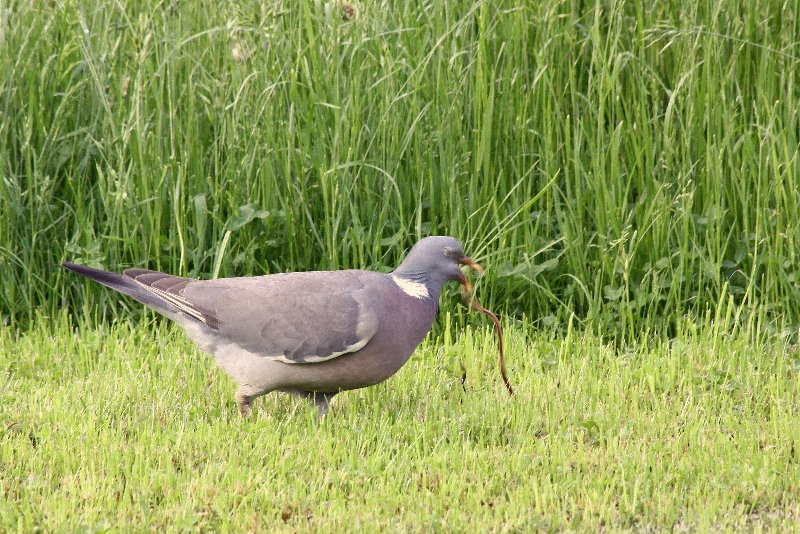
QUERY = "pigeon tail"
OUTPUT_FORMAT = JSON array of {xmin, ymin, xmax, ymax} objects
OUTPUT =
[{"xmin": 61, "ymin": 262, "xmax": 179, "ymax": 315}]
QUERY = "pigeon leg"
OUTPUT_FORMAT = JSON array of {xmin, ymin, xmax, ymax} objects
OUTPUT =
[
  {"xmin": 291, "ymin": 391, "xmax": 337, "ymax": 418},
  {"xmin": 235, "ymin": 385, "xmax": 260, "ymax": 417},
  {"xmin": 312, "ymin": 393, "xmax": 336, "ymax": 419},
  {"xmin": 280, "ymin": 389, "xmax": 337, "ymax": 418}
]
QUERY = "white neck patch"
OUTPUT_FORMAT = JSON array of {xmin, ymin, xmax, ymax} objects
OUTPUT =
[{"xmin": 391, "ymin": 275, "xmax": 430, "ymax": 299}]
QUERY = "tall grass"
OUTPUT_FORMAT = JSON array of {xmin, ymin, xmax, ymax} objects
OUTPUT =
[{"xmin": 1, "ymin": 0, "xmax": 799, "ymax": 337}]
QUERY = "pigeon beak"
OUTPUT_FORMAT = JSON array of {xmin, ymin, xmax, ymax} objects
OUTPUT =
[
  {"xmin": 458, "ymin": 257, "xmax": 483, "ymax": 303},
  {"xmin": 458, "ymin": 257, "xmax": 484, "ymax": 274}
]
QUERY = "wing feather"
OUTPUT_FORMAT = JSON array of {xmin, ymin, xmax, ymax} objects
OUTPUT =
[
  {"xmin": 123, "ymin": 269, "xmax": 219, "ymax": 329},
  {"xmin": 124, "ymin": 268, "xmax": 383, "ymax": 364}
]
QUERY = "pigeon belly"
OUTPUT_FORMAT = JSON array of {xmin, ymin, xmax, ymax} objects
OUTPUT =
[{"xmin": 178, "ymin": 285, "xmax": 438, "ymax": 395}]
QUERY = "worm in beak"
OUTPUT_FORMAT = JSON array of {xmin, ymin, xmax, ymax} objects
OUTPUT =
[
  {"xmin": 458, "ymin": 257, "xmax": 484, "ymax": 274},
  {"xmin": 456, "ymin": 256, "xmax": 514, "ymax": 396},
  {"xmin": 458, "ymin": 257, "xmax": 482, "ymax": 304}
]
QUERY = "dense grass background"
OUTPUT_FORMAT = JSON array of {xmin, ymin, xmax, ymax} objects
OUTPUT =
[
  {"xmin": 3, "ymin": 1, "xmax": 800, "ymax": 530},
  {"xmin": 2, "ymin": 0, "xmax": 799, "ymax": 336}
]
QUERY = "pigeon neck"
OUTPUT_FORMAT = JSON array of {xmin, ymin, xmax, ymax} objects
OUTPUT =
[{"xmin": 390, "ymin": 269, "xmax": 442, "ymax": 302}]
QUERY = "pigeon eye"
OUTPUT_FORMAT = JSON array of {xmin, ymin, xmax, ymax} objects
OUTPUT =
[{"xmin": 443, "ymin": 247, "xmax": 459, "ymax": 259}]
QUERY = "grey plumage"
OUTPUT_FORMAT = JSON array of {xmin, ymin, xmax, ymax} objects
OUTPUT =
[{"xmin": 63, "ymin": 236, "xmax": 481, "ymax": 417}]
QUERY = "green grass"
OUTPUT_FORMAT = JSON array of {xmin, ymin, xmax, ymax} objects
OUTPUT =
[
  {"xmin": 1, "ymin": 0, "xmax": 799, "ymax": 337},
  {"xmin": 2, "ymin": 316, "xmax": 799, "ymax": 530},
  {"xmin": 3, "ymin": 0, "xmax": 800, "ymax": 529}
]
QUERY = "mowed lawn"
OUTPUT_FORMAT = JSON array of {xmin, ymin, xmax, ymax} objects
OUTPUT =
[{"xmin": 2, "ymin": 317, "xmax": 798, "ymax": 531}]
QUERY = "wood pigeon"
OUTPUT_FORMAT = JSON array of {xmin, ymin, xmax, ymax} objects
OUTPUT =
[{"xmin": 63, "ymin": 236, "xmax": 484, "ymax": 417}]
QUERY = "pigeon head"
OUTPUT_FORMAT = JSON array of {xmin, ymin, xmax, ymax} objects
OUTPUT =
[{"xmin": 391, "ymin": 236, "xmax": 483, "ymax": 301}]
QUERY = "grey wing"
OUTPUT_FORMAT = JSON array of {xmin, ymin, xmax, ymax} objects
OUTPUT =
[
  {"xmin": 125, "ymin": 269, "xmax": 382, "ymax": 364},
  {"xmin": 124, "ymin": 268, "xmax": 220, "ymax": 328}
]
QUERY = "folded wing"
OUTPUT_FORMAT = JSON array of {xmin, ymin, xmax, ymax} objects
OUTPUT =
[{"xmin": 124, "ymin": 268, "xmax": 382, "ymax": 364}]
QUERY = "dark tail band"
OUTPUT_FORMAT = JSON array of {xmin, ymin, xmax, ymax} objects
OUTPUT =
[{"xmin": 62, "ymin": 262, "xmax": 178, "ymax": 314}]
